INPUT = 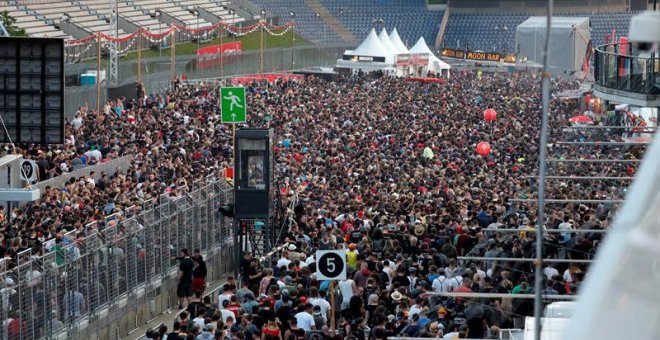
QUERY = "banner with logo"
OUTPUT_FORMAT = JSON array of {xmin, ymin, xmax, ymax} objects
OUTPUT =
[
  {"xmin": 341, "ymin": 55, "xmax": 387, "ymax": 63},
  {"xmin": 396, "ymin": 53, "xmax": 430, "ymax": 67},
  {"xmin": 196, "ymin": 41, "xmax": 243, "ymax": 69},
  {"xmin": 441, "ymin": 48, "xmax": 517, "ymax": 64}
]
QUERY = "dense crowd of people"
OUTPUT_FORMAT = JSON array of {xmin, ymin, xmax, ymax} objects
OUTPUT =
[{"xmin": 0, "ymin": 69, "xmax": 648, "ymax": 339}]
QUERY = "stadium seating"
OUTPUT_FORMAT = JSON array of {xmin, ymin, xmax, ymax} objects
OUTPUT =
[
  {"xmin": 442, "ymin": 11, "xmax": 639, "ymax": 53},
  {"xmin": 248, "ymin": 0, "xmax": 343, "ymax": 44},
  {"xmin": 442, "ymin": 13, "xmax": 532, "ymax": 53},
  {"xmin": 0, "ymin": 3, "xmax": 70, "ymax": 39},
  {"xmin": 318, "ymin": 0, "xmax": 443, "ymax": 48},
  {"xmin": 557, "ymin": 11, "xmax": 639, "ymax": 46}
]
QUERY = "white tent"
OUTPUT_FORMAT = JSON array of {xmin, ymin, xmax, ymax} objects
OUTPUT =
[
  {"xmin": 336, "ymin": 28, "xmax": 398, "ymax": 74},
  {"xmin": 389, "ymin": 27, "xmax": 409, "ymax": 53},
  {"xmin": 408, "ymin": 37, "xmax": 451, "ymax": 77},
  {"xmin": 379, "ymin": 28, "xmax": 400, "ymax": 56}
]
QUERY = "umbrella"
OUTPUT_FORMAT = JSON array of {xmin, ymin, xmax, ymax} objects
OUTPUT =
[{"xmin": 569, "ymin": 115, "xmax": 593, "ymax": 124}]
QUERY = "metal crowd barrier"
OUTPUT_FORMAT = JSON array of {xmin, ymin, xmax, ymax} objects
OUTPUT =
[{"xmin": 0, "ymin": 179, "xmax": 235, "ymax": 340}]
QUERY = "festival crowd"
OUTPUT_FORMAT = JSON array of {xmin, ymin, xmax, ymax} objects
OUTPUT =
[{"xmin": 0, "ymin": 70, "xmax": 647, "ymax": 339}]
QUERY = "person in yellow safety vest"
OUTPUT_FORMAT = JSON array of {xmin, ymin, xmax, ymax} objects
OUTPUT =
[{"xmin": 346, "ymin": 243, "xmax": 359, "ymax": 271}]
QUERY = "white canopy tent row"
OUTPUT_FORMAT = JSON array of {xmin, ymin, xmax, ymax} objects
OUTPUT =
[
  {"xmin": 336, "ymin": 27, "xmax": 451, "ymax": 77},
  {"xmin": 406, "ymin": 36, "xmax": 451, "ymax": 78}
]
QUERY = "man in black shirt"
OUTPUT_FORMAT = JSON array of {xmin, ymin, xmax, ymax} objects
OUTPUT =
[{"xmin": 177, "ymin": 249, "xmax": 194, "ymax": 309}]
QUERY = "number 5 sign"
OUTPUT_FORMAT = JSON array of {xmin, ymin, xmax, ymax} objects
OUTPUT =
[{"xmin": 316, "ymin": 250, "xmax": 347, "ymax": 280}]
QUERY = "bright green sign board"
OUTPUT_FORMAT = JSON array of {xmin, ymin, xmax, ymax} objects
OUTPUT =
[{"xmin": 220, "ymin": 87, "xmax": 246, "ymax": 123}]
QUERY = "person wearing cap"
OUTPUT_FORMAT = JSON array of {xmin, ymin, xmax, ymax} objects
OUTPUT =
[
  {"xmin": 345, "ymin": 243, "xmax": 359, "ymax": 271},
  {"xmin": 312, "ymin": 305, "xmax": 326, "ymax": 329}
]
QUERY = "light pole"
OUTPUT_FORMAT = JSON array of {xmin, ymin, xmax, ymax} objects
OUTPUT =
[
  {"xmin": 150, "ymin": 10, "xmax": 162, "ymax": 57},
  {"xmin": 60, "ymin": 13, "xmax": 71, "ymax": 62},
  {"xmin": 189, "ymin": 8, "xmax": 200, "ymax": 52},
  {"xmin": 260, "ymin": 9, "xmax": 266, "ymax": 73},
  {"xmin": 289, "ymin": 11, "xmax": 295, "ymax": 69},
  {"xmin": 316, "ymin": 12, "xmax": 321, "ymax": 65},
  {"xmin": 502, "ymin": 25, "xmax": 508, "ymax": 53}
]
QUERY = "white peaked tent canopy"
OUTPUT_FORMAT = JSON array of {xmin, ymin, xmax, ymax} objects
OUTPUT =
[
  {"xmin": 388, "ymin": 27, "xmax": 409, "ymax": 53},
  {"xmin": 347, "ymin": 28, "xmax": 392, "ymax": 64},
  {"xmin": 408, "ymin": 37, "xmax": 451, "ymax": 75},
  {"xmin": 337, "ymin": 28, "xmax": 399, "ymax": 73},
  {"xmin": 378, "ymin": 28, "xmax": 400, "ymax": 56}
]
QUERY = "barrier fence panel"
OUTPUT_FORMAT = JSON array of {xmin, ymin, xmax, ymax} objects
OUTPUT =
[{"xmin": 0, "ymin": 180, "xmax": 235, "ymax": 339}]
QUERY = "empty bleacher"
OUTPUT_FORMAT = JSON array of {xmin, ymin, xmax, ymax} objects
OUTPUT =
[
  {"xmin": 558, "ymin": 11, "xmax": 638, "ymax": 46},
  {"xmin": 248, "ymin": 0, "xmax": 343, "ymax": 44},
  {"xmin": 442, "ymin": 12, "xmax": 531, "ymax": 52},
  {"xmin": 0, "ymin": 3, "xmax": 69, "ymax": 38},
  {"xmin": 442, "ymin": 11, "xmax": 638, "ymax": 53},
  {"xmin": 319, "ymin": 0, "xmax": 442, "ymax": 48}
]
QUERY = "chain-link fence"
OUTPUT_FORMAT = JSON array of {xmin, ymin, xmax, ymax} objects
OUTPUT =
[
  {"xmin": 0, "ymin": 179, "xmax": 235, "ymax": 340},
  {"xmin": 63, "ymin": 44, "xmax": 349, "ymax": 116}
]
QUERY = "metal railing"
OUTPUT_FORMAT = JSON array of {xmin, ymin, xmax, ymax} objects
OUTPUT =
[
  {"xmin": 0, "ymin": 179, "xmax": 235, "ymax": 340},
  {"xmin": 593, "ymin": 42, "xmax": 660, "ymax": 95}
]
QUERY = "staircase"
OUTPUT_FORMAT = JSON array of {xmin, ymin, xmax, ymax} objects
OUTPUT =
[
  {"xmin": 303, "ymin": 0, "xmax": 357, "ymax": 44},
  {"xmin": 434, "ymin": 7, "xmax": 450, "ymax": 49}
]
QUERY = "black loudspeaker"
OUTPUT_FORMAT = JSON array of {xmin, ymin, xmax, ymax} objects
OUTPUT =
[
  {"xmin": 0, "ymin": 37, "xmax": 64, "ymax": 144},
  {"xmin": 234, "ymin": 128, "xmax": 274, "ymax": 219}
]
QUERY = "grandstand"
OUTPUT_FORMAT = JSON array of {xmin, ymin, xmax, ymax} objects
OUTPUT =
[
  {"xmin": 248, "ymin": 0, "xmax": 343, "ymax": 44},
  {"xmin": 319, "ymin": 0, "xmax": 442, "ymax": 47},
  {"xmin": 441, "ymin": 11, "xmax": 638, "ymax": 52},
  {"xmin": 0, "ymin": 0, "xmax": 246, "ymax": 40}
]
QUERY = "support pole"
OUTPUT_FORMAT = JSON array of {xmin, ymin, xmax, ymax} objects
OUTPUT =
[
  {"xmin": 524, "ymin": 175, "xmax": 635, "ymax": 180},
  {"xmin": 171, "ymin": 25, "xmax": 176, "ymax": 82},
  {"xmin": 509, "ymin": 198, "xmax": 624, "ymax": 203},
  {"xmin": 137, "ymin": 29, "xmax": 142, "ymax": 83},
  {"xmin": 260, "ymin": 20, "xmax": 264, "ymax": 73},
  {"xmin": 547, "ymin": 158, "xmax": 640, "ymax": 163},
  {"xmin": 96, "ymin": 32, "xmax": 101, "ymax": 115},
  {"xmin": 458, "ymin": 256, "xmax": 594, "ymax": 264},
  {"xmin": 220, "ymin": 23, "xmax": 224, "ymax": 78},
  {"xmin": 330, "ymin": 281, "xmax": 336, "ymax": 335},
  {"xmin": 534, "ymin": 2, "xmax": 553, "ymax": 340},
  {"xmin": 291, "ymin": 23, "xmax": 295, "ymax": 69}
]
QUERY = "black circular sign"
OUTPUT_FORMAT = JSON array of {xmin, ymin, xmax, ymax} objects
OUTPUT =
[
  {"xmin": 21, "ymin": 161, "xmax": 34, "ymax": 180},
  {"xmin": 318, "ymin": 252, "xmax": 345, "ymax": 279}
]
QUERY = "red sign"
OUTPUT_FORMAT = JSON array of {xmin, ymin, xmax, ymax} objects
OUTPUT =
[
  {"xmin": 396, "ymin": 53, "xmax": 429, "ymax": 67},
  {"xmin": 196, "ymin": 41, "xmax": 242, "ymax": 69},
  {"xmin": 225, "ymin": 167, "xmax": 234, "ymax": 179}
]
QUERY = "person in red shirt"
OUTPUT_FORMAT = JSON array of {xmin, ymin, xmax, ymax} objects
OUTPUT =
[
  {"xmin": 227, "ymin": 295, "xmax": 241, "ymax": 318},
  {"xmin": 453, "ymin": 277, "xmax": 473, "ymax": 305}
]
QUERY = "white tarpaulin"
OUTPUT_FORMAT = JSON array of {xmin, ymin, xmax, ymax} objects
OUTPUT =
[
  {"xmin": 407, "ymin": 37, "xmax": 451, "ymax": 76},
  {"xmin": 389, "ymin": 27, "xmax": 409, "ymax": 54},
  {"xmin": 378, "ymin": 28, "xmax": 400, "ymax": 58},
  {"xmin": 337, "ymin": 28, "xmax": 398, "ymax": 74},
  {"xmin": 515, "ymin": 16, "xmax": 590, "ymax": 75}
]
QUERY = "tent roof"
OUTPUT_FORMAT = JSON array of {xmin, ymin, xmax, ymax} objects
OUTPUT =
[
  {"xmin": 379, "ymin": 28, "xmax": 401, "ymax": 55},
  {"xmin": 409, "ymin": 37, "xmax": 435, "ymax": 55},
  {"xmin": 388, "ymin": 27, "xmax": 409, "ymax": 53},
  {"xmin": 349, "ymin": 28, "xmax": 390, "ymax": 58}
]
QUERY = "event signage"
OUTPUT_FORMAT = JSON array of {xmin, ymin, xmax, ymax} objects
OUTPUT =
[
  {"xmin": 342, "ymin": 54, "xmax": 386, "ymax": 63},
  {"xmin": 441, "ymin": 48, "xmax": 517, "ymax": 64},
  {"xmin": 396, "ymin": 53, "xmax": 430, "ymax": 66},
  {"xmin": 196, "ymin": 41, "xmax": 243, "ymax": 69},
  {"xmin": 220, "ymin": 87, "xmax": 246, "ymax": 123},
  {"xmin": 316, "ymin": 250, "xmax": 347, "ymax": 280}
]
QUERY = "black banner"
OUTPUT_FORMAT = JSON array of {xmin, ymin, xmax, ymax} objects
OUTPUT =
[
  {"xmin": 342, "ymin": 55, "xmax": 386, "ymax": 63},
  {"xmin": 441, "ymin": 48, "xmax": 517, "ymax": 64}
]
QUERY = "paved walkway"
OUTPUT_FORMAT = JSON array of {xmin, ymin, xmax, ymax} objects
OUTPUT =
[{"xmin": 129, "ymin": 274, "xmax": 230, "ymax": 339}]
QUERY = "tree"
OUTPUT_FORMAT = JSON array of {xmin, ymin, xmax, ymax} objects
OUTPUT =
[{"xmin": 0, "ymin": 11, "xmax": 28, "ymax": 37}]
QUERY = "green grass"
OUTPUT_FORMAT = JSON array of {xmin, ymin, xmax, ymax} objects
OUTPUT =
[{"xmin": 123, "ymin": 30, "xmax": 308, "ymax": 60}]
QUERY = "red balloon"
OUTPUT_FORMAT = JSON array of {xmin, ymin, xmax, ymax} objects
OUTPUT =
[
  {"xmin": 483, "ymin": 108, "xmax": 497, "ymax": 122},
  {"xmin": 476, "ymin": 142, "xmax": 491, "ymax": 156}
]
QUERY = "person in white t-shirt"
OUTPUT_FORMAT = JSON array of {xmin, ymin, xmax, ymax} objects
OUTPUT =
[
  {"xmin": 308, "ymin": 288, "xmax": 331, "ymax": 322},
  {"xmin": 295, "ymin": 304, "xmax": 316, "ymax": 331},
  {"xmin": 276, "ymin": 251, "xmax": 292, "ymax": 270},
  {"xmin": 432, "ymin": 268, "xmax": 451, "ymax": 293}
]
